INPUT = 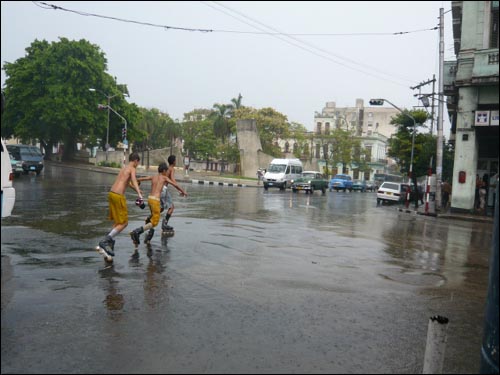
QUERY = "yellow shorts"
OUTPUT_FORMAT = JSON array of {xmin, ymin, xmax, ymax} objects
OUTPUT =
[
  {"xmin": 108, "ymin": 191, "xmax": 128, "ymax": 225},
  {"xmin": 148, "ymin": 196, "xmax": 161, "ymax": 226}
]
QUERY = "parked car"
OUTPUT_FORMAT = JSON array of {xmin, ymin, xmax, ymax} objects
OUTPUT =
[
  {"xmin": 9, "ymin": 151, "xmax": 24, "ymax": 177},
  {"xmin": 365, "ymin": 180, "xmax": 376, "ymax": 192},
  {"xmin": 376, "ymin": 182, "xmax": 409, "ymax": 204},
  {"xmin": 6, "ymin": 144, "xmax": 44, "ymax": 175},
  {"xmin": 291, "ymin": 171, "xmax": 329, "ymax": 194},
  {"xmin": 351, "ymin": 179, "xmax": 367, "ymax": 192},
  {"xmin": 329, "ymin": 174, "xmax": 353, "ymax": 192}
]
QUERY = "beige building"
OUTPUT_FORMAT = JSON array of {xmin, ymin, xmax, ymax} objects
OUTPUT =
[
  {"xmin": 311, "ymin": 99, "xmax": 400, "ymax": 178},
  {"xmin": 314, "ymin": 99, "xmax": 400, "ymax": 139},
  {"xmin": 444, "ymin": 1, "xmax": 498, "ymax": 213}
]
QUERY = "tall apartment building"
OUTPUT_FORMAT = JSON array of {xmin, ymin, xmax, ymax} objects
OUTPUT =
[
  {"xmin": 313, "ymin": 99, "xmax": 400, "ymax": 178},
  {"xmin": 314, "ymin": 99, "xmax": 399, "ymax": 139},
  {"xmin": 444, "ymin": 1, "xmax": 499, "ymax": 212}
]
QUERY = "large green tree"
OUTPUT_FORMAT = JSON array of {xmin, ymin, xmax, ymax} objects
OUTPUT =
[
  {"xmin": 387, "ymin": 109, "xmax": 453, "ymax": 184},
  {"xmin": 387, "ymin": 109, "xmax": 431, "ymax": 178},
  {"xmin": 234, "ymin": 106, "xmax": 290, "ymax": 157},
  {"xmin": 2, "ymin": 37, "xmax": 138, "ymax": 159},
  {"xmin": 318, "ymin": 127, "xmax": 365, "ymax": 175},
  {"xmin": 134, "ymin": 107, "xmax": 177, "ymax": 151},
  {"xmin": 182, "ymin": 116, "xmax": 218, "ymax": 161}
]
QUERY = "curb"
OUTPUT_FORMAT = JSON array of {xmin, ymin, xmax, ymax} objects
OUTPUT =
[
  {"xmin": 397, "ymin": 207, "xmax": 493, "ymax": 223},
  {"xmin": 190, "ymin": 179, "xmax": 248, "ymax": 188}
]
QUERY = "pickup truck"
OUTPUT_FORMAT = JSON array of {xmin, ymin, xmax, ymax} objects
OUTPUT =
[{"xmin": 291, "ymin": 171, "xmax": 329, "ymax": 194}]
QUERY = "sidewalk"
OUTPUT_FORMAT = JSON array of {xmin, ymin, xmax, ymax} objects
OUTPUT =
[
  {"xmin": 51, "ymin": 161, "xmax": 494, "ymax": 224},
  {"xmin": 396, "ymin": 201, "xmax": 494, "ymax": 224},
  {"xmin": 174, "ymin": 168, "xmax": 260, "ymax": 188},
  {"xmin": 51, "ymin": 160, "xmax": 260, "ymax": 187}
]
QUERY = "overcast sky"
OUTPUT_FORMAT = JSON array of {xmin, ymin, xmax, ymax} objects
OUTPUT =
[{"xmin": 1, "ymin": 1, "xmax": 454, "ymax": 135}]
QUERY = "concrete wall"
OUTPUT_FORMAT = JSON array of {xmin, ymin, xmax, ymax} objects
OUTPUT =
[
  {"xmin": 94, "ymin": 147, "xmax": 182, "ymax": 168},
  {"xmin": 237, "ymin": 119, "xmax": 274, "ymax": 178}
]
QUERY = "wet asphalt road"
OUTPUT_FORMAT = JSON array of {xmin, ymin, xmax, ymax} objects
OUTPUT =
[{"xmin": 1, "ymin": 164, "xmax": 494, "ymax": 373}]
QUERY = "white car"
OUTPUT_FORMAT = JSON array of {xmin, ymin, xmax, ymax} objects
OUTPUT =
[{"xmin": 376, "ymin": 182, "xmax": 409, "ymax": 205}]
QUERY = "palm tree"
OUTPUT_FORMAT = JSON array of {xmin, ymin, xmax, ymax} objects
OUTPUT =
[
  {"xmin": 230, "ymin": 93, "xmax": 243, "ymax": 112},
  {"xmin": 212, "ymin": 103, "xmax": 232, "ymax": 144},
  {"xmin": 165, "ymin": 118, "xmax": 181, "ymax": 155}
]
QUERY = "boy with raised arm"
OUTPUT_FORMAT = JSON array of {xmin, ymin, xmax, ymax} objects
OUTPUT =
[{"xmin": 130, "ymin": 162, "xmax": 187, "ymax": 247}]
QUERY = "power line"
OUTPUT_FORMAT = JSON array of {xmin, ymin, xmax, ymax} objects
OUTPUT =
[
  {"xmin": 33, "ymin": 1, "xmax": 437, "ymax": 37},
  {"xmin": 33, "ymin": 1, "xmax": 438, "ymax": 87},
  {"xmin": 206, "ymin": 1, "xmax": 420, "ymax": 86},
  {"xmin": 33, "ymin": 1, "xmax": 214, "ymax": 33}
]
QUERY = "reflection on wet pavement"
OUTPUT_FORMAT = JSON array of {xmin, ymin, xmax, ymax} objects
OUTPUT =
[{"xmin": 1, "ymin": 164, "xmax": 494, "ymax": 374}]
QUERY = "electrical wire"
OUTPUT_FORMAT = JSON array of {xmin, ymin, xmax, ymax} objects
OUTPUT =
[
  {"xmin": 206, "ymin": 1, "xmax": 423, "ymax": 86},
  {"xmin": 33, "ymin": 0, "xmax": 442, "ymax": 88}
]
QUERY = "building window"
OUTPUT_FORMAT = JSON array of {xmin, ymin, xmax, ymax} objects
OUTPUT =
[
  {"xmin": 325, "ymin": 122, "xmax": 330, "ymax": 134},
  {"xmin": 285, "ymin": 141, "xmax": 290, "ymax": 153},
  {"xmin": 316, "ymin": 122, "xmax": 322, "ymax": 135},
  {"xmin": 323, "ymin": 144, "xmax": 328, "ymax": 159},
  {"xmin": 315, "ymin": 144, "xmax": 321, "ymax": 158},
  {"xmin": 491, "ymin": 1, "xmax": 499, "ymax": 48},
  {"xmin": 365, "ymin": 146, "xmax": 372, "ymax": 162}
]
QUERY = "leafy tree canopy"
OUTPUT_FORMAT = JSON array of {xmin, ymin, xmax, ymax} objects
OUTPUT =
[
  {"xmin": 387, "ymin": 109, "xmax": 453, "ymax": 178},
  {"xmin": 2, "ymin": 37, "xmax": 139, "ymax": 159},
  {"xmin": 234, "ymin": 106, "xmax": 290, "ymax": 157}
]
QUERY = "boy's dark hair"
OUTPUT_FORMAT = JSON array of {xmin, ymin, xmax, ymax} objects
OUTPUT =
[
  {"xmin": 158, "ymin": 162, "xmax": 168, "ymax": 173},
  {"xmin": 129, "ymin": 152, "xmax": 140, "ymax": 162},
  {"xmin": 167, "ymin": 155, "xmax": 176, "ymax": 165}
]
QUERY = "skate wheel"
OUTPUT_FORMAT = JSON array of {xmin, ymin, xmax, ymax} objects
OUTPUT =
[
  {"xmin": 96, "ymin": 246, "xmax": 113, "ymax": 262},
  {"xmin": 161, "ymin": 230, "xmax": 175, "ymax": 238}
]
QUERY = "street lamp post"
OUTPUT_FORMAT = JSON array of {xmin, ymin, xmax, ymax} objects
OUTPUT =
[
  {"xmin": 370, "ymin": 98, "xmax": 418, "ymax": 209},
  {"xmin": 96, "ymin": 104, "xmax": 128, "ymax": 166},
  {"xmin": 106, "ymin": 105, "xmax": 128, "ymax": 167},
  {"xmin": 89, "ymin": 88, "xmax": 124, "ymax": 161}
]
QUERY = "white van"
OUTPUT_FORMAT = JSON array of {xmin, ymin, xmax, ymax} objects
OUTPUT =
[
  {"xmin": 1, "ymin": 138, "xmax": 16, "ymax": 217},
  {"xmin": 263, "ymin": 158, "xmax": 303, "ymax": 190}
]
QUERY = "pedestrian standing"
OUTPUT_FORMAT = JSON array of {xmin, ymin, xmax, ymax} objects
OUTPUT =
[
  {"xmin": 442, "ymin": 180, "xmax": 452, "ymax": 209},
  {"xmin": 257, "ymin": 169, "xmax": 263, "ymax": 185},
  {"xmin": 478, "ymin": 178, "xmax": 488, "ymax": 213},
  {"xmin": 96, "ymin": 152, "xmax": 143, "ymax": 262},
  {"xmin": 475, "ymin": 174, "xmax": 481, "ymax": 209}
]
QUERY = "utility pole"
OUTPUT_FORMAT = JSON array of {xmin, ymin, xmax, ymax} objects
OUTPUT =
[
  {"xmin": 431, "ymin": 74, "xmax": 436, "ymax": 135},
  {"xmin": 436, "ymin": 7, "xmax": 444, "ymax": 210},
  {"xmin": 411, "ymin": 77, "xmax": 436, "ymax": 134}
]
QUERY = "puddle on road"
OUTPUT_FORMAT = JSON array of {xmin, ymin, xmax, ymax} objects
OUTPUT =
[{"xmin": 379, "ymin": 268, "xmax": 446, "ymax": 287}]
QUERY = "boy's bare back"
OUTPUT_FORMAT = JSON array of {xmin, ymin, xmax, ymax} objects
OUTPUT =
[
  {"xmin": 111, "ymin": 164, "xmax": 139, "ymax": 195},
  {"xmin": 149, "ymin": 174, "xmax": 171, "ymax": 198}
]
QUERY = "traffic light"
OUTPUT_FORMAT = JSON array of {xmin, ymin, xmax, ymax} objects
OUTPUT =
[
  {"xmin": 122, "ymin": 127, "xmax": 127, "ymax": 139},
  {"xmin": 369, "ymin": 99, "xmax": 384, "ymax": 106}
]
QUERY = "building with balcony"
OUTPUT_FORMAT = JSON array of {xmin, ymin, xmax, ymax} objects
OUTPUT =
[
  {"xmin": 444, "ymin": 1, "xmax": 499, "ymax": 213},
  {"xmin": 311, "ymin": 99, "xmax": 399, "ymax": 178}
]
